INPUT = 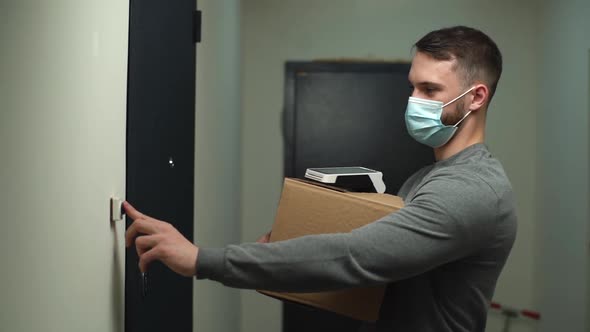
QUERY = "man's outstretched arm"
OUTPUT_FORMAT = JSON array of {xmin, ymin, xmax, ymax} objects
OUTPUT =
[{"xmin": 124, "ymin": 174, "xmax": 497, "ymax": 292}]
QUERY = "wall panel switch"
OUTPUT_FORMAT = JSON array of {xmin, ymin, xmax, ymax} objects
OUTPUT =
[{"xmin": 110, "ymin": 197, "xmax": 124, "ymax": 222}]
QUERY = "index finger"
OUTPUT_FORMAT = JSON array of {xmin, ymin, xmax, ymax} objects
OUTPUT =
[{"xmin": 123, "ymin": 201, "xmax": 145, "ymax": 221}]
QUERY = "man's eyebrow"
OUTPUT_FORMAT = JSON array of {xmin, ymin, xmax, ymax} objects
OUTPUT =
[{"xmin": 414, "ymin": 81, "xmax": 444, "ymax": 88}]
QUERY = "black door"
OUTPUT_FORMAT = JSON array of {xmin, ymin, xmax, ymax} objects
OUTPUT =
[
  {"xmin": 282, "ymin": 62, "xmax": 434, "ymax": 332},
  {"xmin": 125, "ymin": 1, "xmax": 197, "ymax": 331}
]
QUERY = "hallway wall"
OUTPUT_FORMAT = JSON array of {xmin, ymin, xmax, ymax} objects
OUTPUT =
[{"xmin": 0, "ymin": 1, "xmax": 129, "ymax": 331}]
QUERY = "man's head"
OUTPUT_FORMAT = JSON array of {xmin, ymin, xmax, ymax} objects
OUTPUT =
[
  {"xmin": 408, "ymin": 26, "xmax": 503, "ymax": 124},
  {"xmin": 406, "ymin": 26, "xmax": 502, "ymax": 157}
]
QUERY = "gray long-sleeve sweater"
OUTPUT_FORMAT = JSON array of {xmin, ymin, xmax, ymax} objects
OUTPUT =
[{"xmin": 196, "ymin": 143, "xmax": 517, "ymax": 332}]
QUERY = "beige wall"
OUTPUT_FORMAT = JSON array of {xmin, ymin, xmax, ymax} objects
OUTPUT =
[
  {"xmin": 194, "ymin": 0, "xmax": 242, "ymax": 331},
  {"xmin": 240, "ymin": 1, "xmax": 540, "ymax": 332},
  {"xmin": 0, "ymin": 1, "xmax": 128, "ymax": 331},
  {"xmin": 535, "ymin": 0, "xmax": 590, "ymax": 331}
]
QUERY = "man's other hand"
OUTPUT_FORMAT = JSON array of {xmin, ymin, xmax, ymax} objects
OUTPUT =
[
  {"xmin": 124, "ymin": 201, "xmax": 198, "ymax": 277},
  {"xmin": 256, "ymin": 231, "xmax": 272, "ymax": 243}
]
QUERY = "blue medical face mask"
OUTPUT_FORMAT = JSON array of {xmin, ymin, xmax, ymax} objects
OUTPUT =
[{"xmin": 405, "ymin": 87, "xmax": 475, "ymax": 148}]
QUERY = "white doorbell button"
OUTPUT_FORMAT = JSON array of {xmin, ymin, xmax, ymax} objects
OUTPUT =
[{"xmin": 110, "ymin": 197, "xmax": 124, "ymax": 222}]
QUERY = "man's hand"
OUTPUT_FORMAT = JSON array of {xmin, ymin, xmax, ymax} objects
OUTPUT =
[
  {"xmin": 256, "ymin": 231, "xmax": 272, "ymax": 243},
  {"xmin": 124, "ymin": 201, "xmax": 198, "ymax": 277}
]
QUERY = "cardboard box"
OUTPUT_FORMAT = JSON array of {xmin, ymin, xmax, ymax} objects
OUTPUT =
[{"xmin": 259, "ymin": 178, "xmax": 404, "ymax": 321}]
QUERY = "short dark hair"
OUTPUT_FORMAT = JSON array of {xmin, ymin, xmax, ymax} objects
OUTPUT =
[{"xmin": 414, "ymin": 26, "xmax": 503, "ymax": 103}]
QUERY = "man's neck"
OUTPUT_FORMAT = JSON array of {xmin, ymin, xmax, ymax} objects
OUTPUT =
[
  {"xmin": 434, "ymin": 117, "xmax": 486, "ymax": 161},
  {"xmin": 434, "ymin": 137, "xmax": 484, "ymax": 161}
]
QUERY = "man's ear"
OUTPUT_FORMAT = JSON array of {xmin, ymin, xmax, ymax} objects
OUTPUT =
[{"xmin": 470, "ymin": 83, "xmax": 489, "ymax": 111}]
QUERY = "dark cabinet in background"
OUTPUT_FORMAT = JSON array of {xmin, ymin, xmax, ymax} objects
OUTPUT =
[{"xmin": 281, "ymin": 62, "xmax": 434, "ymax": 332}]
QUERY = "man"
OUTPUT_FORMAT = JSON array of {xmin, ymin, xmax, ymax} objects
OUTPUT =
[{"xmin": 125, "ymin": 26, "xmax": 517, "ymax": 332}]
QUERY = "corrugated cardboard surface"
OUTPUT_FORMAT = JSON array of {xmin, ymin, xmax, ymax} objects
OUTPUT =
[{"xmin": 259, "ymin": 178, "xmax": 404, "ymax": 321}]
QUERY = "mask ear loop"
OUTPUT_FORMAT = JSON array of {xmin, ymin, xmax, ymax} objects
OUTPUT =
[
  {"xmin": 453, "ymin": 110, "xmax": 472, "ymax": 127},
  {"xmin": 442, "ymin": 86, "xmax": 475, "ymax": 108},
  {"xmin": 442, "ymin": 86, "xmax": 475, "ymax": 127}
]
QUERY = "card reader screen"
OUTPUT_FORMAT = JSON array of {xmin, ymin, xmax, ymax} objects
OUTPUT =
[{"xmin": 308, "ymin": 167, "xmax": 377, "ymax": 175}]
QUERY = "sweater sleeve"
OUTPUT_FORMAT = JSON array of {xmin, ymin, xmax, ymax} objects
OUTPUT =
[{"xmin": 195, "ymin": 172, "xmax": 498, "ymax": 292}]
